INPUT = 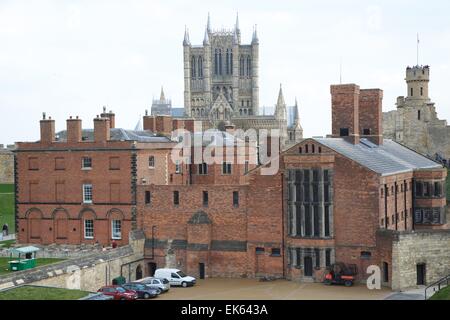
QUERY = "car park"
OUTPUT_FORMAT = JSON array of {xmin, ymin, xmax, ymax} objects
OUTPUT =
[
  {"xmin": 154, "ymin": 268, "xmax": 196, "ymax": 287},
  {"xmin": 97, "ymin": 285, "xmax": 138, "ymax": 300},
  {"xmin": 135, "ymin": 277, "xmax": 171, "ymax": 293},
  {"xmin": 122, "ymin": 282, "xmax": 159, "ymax": 299}
]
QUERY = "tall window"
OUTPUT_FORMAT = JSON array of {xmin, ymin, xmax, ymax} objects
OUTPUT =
[
  {"xmin": 84, "ymin": 219, "xmax": 94, "ymax": 239},
  {"xmin": 418, "ymin": 110, "xmax": 421, "ymax": 120},
  {"xmin": 245, "ymin": 160, "xmax": 249, "ymax": 174},
  {"xmin": 411, "ymin": 88, "xmax": 414, "ymax": 97},
  {"xmin": 246, "ymin": 56, "xmax": 251, "ymax": 76},
  {"xmin": 173, "ymin": 191, "xmax": 179, "ymax": 206},
  {"xmin": 148, "ymin": 156, "xmax": 155, "ymax": 168},
  {"xmin": 420, "ymin": 87, "xmax": 423, "ymax": 96},
  {"xmin": 226, "ymin": 49, "xmax": 230, "ymax": 74},
  {"xmin": 233, "ymin": 191, "xmax": 239, "ymax": 207},
  {"xmin": 203, "ymin": 191, "xmax": 208, "ymax": 207},
  {"xmin": 175, "ymin": 160, "xmax": 182, "ymax": 174},
  {"xmin": 239, "ymin": 56, "xmax": 244, "ymax": 76},
  {"xmin": 83, "ymin": 184, "xmax": 93, "ymax": 203},
  {"xmin": 215, "ymin": 49, "xmax": 219, "ymax": 75},
  {"xmin": 191, "ymin": 56, "xmax": 196, "ymax": 78},
  {"xmin": 111, "ymin": 220, "xmax": 121, "ymax": 240},
  {"xmin": 145, "ymin": 191, "xmax": 151, "ymax": 204},
  {"xmin": 222, "ymin": 162, "xmax": 232, "ymax": 174},
  {"xmin": 218, "ymin": 49, "xmax": 222, "ymax": 75},
  {"xmin": 82, "ymin": 157, "xmax": 92, "ymax": 169},
  {"xmin": 198, "ymin": 163, "xmax": 208, "ymax": 175},
  {"xmin": 198, "ymin": 56, "xmax": 203, "ymax": 78}
]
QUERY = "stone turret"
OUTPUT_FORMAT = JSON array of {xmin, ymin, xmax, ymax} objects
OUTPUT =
[
  {"xmin": 183, "ymin": 26, "xmax": 192, "ymax": 116},
  {"xmin": 405, "ymin": 65, "xmax": 430, "ymax": 102}
]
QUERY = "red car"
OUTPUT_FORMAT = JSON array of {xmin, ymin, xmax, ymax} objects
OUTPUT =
[{"xmin": 97, "ymin": 285, "xmax": 138, "ymax": 300}]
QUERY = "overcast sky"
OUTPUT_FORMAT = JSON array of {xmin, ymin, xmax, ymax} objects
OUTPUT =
[{"xmin": 1, "ymin": 0, "xmax": 450, "ymax": 145}]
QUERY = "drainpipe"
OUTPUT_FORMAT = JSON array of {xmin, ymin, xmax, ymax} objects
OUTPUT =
[
  {"xmin": 395, "ymin": 182, "xmax": 398, "ymax": 231},
  {"xmin": 281, "ymin": 172, "xmax": 286, "ymax": 279},
  {"xmin": 384, "ymin": 185, "xmax": 388, "ymax": 229}
]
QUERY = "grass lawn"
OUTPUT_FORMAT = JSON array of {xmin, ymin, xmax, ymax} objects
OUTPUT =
[
  {"xmin": 0, "ymin": 184, "xmax": 15, "ymax": 233},
  {"xmin": 0, "ymin": 184, "xmax": 14, "ymax": 193},
  {"xmin": 430, "ymin": 285, "xmax": 450, "ymax": 300},
  {"xmin": 0, "ymin": 286, "xmax": 91, "ymax": 300},
  {"xmin": 0, "ymin": 257, "xmax": 65, "ymax": 275}
]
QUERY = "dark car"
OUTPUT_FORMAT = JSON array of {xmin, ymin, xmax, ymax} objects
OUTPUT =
[
  {"xmin": 122, "ymin": 282, "xmax": 159, "ymax": 299},
  {"xmin": 97, "ymin": 285, "xmax": 138, "ymax": 300}
]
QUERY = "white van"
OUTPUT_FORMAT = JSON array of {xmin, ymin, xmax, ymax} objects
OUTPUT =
[{"xmin": 154, "ymin": 268, "xmax": 196, "ymax": 287}]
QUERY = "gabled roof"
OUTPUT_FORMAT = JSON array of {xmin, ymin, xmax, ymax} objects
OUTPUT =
[{"xmin": 312, "ymin": 137, "xmax": 442, "ymax": 176}]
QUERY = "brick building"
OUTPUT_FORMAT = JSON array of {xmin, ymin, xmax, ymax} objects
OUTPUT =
[
  {"xmin": 15, "ymin": 83, "xmax": 449, "ymax": 290},
  {"xmin": 14, "ymin": 111, "xmax": 176, "ymax": 246},
  {"xmin": 139, "ymin": 83, "xmax": 448, "ymax": 289}
]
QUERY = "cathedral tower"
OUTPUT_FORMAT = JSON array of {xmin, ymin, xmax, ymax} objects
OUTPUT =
[{"xmin": 183, "ymin": 13, "xmax": 260, "ymax": 122}]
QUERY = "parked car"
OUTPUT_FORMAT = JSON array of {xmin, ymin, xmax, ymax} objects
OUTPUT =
[
  {"xmin": 154, "ymin": 268, "xmax": 196, "ymax": 287},
  {"xmin": 97, "ymin": 285, "xmax": 138, "ymax": 300},
  {"xmin": 80, "ymin": 292, "xmax": 114, "ymax": 300},
  {"xmin": 135, "ymin": 277, "xmax": 171, "ymax": 293},
  {"xmin": 122, "ymin": 282, "xmax": 159, "ymax": 299}
]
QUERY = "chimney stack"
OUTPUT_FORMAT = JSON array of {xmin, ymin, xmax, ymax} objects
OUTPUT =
[
  {"xmin": 40, "ymin": 113, "xmax": 55, "ymax": 144},
  {"xmin": 94, "ymin": 116, "xmax": 110, "ymax": 142},
  {"xmin": 331, "ymin": 84, "xmax": 360, "ymax": 144},
  {"xmin": 100, "ymin": 107, "xmax": 116, "ymax": 128},
  {"xmin": 67, "ymin": 116, "xmax": 82, "ymax": 143},
  {"xmin": 359, "ymin": 89, "xmax": 384, "ymax": 145}
]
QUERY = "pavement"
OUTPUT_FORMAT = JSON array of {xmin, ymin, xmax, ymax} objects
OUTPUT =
[
  {"xmin": 155, "ymin": 278, "xmax": 393, "ymax": 300},
  {"xmin": 384, "ymin": 287, "xmax": 426, "ymax": 300}
]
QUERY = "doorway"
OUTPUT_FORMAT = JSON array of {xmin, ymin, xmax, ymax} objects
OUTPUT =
[
  {"xmin": 199, "ymin": 263, "xmax": 205, "ymax": 279},
  {"xmin": 136, "ymin": 265, "xmax": 143, "ymax": 280},
  {"xmin": 383, "ymin": 262, "xmax": 389, "ymax": 283},
  {"xmin": 417, "ymin": 263, "xmax": 426, "ymax": 285},
  {"xmin": 148, "ymin": 262, "xmax": 157, "ymax": 277},
  {"xmin": 304, "ymin": 256, "xmax": 313, "ymax": 277}
]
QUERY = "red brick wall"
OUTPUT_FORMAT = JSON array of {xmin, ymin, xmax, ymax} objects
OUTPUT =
[
  {"xmin": 16, "ymin": 140, "xmax": 135, "ymax": 246},
  {"xmin": 331, "ymin": 84, "xmax": 360, "ymax": 144},
  {"xmin": 359, "ymin": 89, "xmax": 383, "ymax": 145}
]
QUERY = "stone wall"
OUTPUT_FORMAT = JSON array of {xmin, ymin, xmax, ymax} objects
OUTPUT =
[
  {"xmin": 0, "ymin": 147, "xmax": 14, "ymax": 184},
  {"xmin": 0, "ymin": 231, "xmax": 145, "ymax": 292},
  {"xmin": 391, "ymin": 229, "xmax": 450, "ymax": 291}
]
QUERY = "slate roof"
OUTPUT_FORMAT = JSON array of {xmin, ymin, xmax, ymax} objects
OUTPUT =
[
  {"xmin": 312, "ymin": 137, "xmax": 442, "ymax": 176},
  {"xmin": 55, "ymin": 128, "xmax": 171, "ymax": 143}
]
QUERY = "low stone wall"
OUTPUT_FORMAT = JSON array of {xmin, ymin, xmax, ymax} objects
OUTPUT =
[
  {"xmin": 391, "ymin": 229, "xmax": 450, "ymax": 291},
  {"xmin": 0, "ymin": 231, "xmax": 146, "ymax": 292},
  {"xmin": 0, "ymin": 243, "xmax": 104, "ymax": 259}
]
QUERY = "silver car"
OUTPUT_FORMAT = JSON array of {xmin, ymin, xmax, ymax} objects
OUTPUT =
[{"xmin": 136, "ymin": 277, "xmax": 170, "ymax": 293}]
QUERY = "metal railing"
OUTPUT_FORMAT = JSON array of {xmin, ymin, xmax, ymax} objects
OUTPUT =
[{"xmin": 424, "ymin": 274, "xmax": 450, "ymax": 300}]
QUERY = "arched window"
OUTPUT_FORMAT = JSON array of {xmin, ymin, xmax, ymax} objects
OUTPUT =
[
  {"xmin": 240, "ymin": 56, "xmax": 244, "ymax": 76},
  {"xmin": 246, "ymin": 56, "xmax": 251, "ymax": 76},
  {"xmin": 198, "ymin": 56, "xmax": 203, "ymax": 78},
  {"xmin": 191, "ymin": 56, "xmax": 196, "ymax": 78}
]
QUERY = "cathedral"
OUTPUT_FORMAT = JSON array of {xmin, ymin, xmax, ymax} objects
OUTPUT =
[{"xmin": 151, "ymin": 13, "xmax": 303, "ymax": 148}]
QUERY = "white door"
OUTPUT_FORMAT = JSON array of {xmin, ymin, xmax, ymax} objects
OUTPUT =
[{"xmin": 170, "ymin": 273, "xmax": 181, "ymax": 285}]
